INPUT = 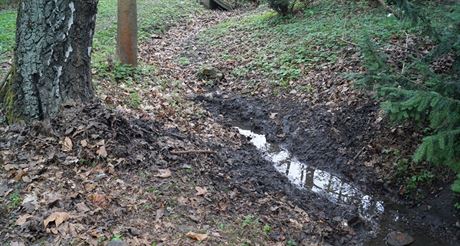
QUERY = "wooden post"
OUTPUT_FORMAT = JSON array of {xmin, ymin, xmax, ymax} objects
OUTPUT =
[{"xmin": 117, "ymin": 0, "xmax": 138, "ymax": 66}]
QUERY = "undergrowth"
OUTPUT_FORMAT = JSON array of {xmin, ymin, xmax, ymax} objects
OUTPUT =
[
  {"xmin": 199, "ymin": 0, "xmax": 459, "ymax": 201},
  {"xmin": 356, "ymin": 1, "xmax": 460, "ymax": 198},
  {"xmin": 199, "ymin": 0, "xmax": 426, "ymax": 88}
]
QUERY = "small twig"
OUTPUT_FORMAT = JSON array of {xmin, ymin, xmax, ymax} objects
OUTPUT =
[
  {"xmin": 170, "ymin": 149, "xmax": 216, "ymax": 155},
  {"xmin": 353, "ymin": 147, "xmax": 366, "ymax": 161},
  {"xmin": 339, "ymin": 37, "xmax": 357, "ymax": 47}
]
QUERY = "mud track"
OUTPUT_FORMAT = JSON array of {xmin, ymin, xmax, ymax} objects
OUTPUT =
[{"xmin": 151, "ymin": 7, "xmax": 460, "ymax": 246}]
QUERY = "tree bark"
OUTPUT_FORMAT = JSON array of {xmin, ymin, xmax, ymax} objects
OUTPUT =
[{"xmin": 1, "ymin": 0, "xmax": 98, "ymax": 122}]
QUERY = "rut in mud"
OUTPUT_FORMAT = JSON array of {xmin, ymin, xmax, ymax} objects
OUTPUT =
[{"xmin": 198, "ymin": 93, "xmax": 459, "ymax": 245}]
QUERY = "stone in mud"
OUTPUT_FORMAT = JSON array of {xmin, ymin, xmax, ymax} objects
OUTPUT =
[
  {"xmin": 197, "ymin": 65, "xmax": 224, "ymax": 81},
  {"xmin": 385, "ymin": 231, "xmax": 414, "ymax": 246}
]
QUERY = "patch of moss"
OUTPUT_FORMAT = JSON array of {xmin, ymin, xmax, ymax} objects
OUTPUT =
[{"xmin": 0, "ymin": 66, "xmax": 20, "ymax": 123}]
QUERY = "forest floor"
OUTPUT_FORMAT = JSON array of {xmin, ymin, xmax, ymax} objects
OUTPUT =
[{"xmin": 1, "ymin": 1, "xmax": 459, "ymax": 245}]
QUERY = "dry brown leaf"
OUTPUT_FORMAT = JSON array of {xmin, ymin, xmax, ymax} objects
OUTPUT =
[
  {"xmin": 156, "ymin": 169, "xmax": 172, "ymax": 178},
  {"xmin": 80, "ymin": 139, "xmax": 88, "ymax": 147},
  {"xmin": 88, "ymin": 193, "xmax": 109, "ymax": 207},
  {"xmin": 44, "ymin": 212, "xmax": 70, "ymax": 228},
  {"xmin": 75, "ymin": 202, "xmax": 90, "ymax": 213},
  {"xmin": 14, "ymin": 170, "xmax": 26, "ymax": 182},
  {"xmin": 96, "ymin": 145, "xmax": 108, "ymax": 158},
  {"xmin": 84, "ymin": 183, "xmax": 97, "ymax": 192},
  {"xmin": 195, "ymin": 186, "xmax": 207, "ymax": 196},
  {"xmin": 16, "ymin": 214, "xmax": 33, "ymax": 226},
  {"xmin": 186, "ymin": 231, "xmax": 208, "ymax": 241},
  {"xmin": 62, "ymin": 137, "xmax": 73, "ymax": 152}
]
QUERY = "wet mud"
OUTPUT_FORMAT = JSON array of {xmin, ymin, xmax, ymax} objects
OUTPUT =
[{"xmin": 197, "ymin": 92, "xmax": 460, "ymax": 245}]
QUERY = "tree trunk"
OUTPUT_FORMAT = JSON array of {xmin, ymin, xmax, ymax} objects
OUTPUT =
[{"xmin": 1, "ymin": 0, "xmax": 98, "ymax": 122}]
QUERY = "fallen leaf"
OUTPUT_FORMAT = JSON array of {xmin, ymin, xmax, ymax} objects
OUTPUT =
[
  {"xmin": 186, "ymin": 231, "xmax": 208, "ymax": 241},
  {"xmin": 177, "ymin": 196, "xmax": 188, "ymax": 205},
  {"xmin": 43, "ymin": 192, "xmax": 62, "ymax": 206},
  {"xmin": 3, "ymin": 164, "xmax": 18, "ymax": 171},
  {"xmin": 62, "ymin": 137, "xmax": 73, "ymax": 152},
  {"xmin": 44, "ymin": 212, "xmax": 70, "ymax": 228},
  {"xmin": 10, "ymin": 242, "xmax": 25, "ymax": 246},
  {"xmin": 96, "ymin": 145, "xmax": 108, "ymax": 158},
  {"xmin": 84, "ymin": 183, "xmax": 97, "ymax": 192},
  {"xmin": 14, "ymin": 170, "xmax": 26, "ymax": 182},
  {"xmin": 95, "ymin": 139, "xmax": 105, "ymax": 146},
  {"xmin": 80, "ymin": 139, "xmax": 88, "ymax": 147},
  {"xmin": 195, "ymin": 186, "xmax": 207, "ymax": 196},
  {"xmin": 16, "ymin": 214, "xmax": 33, "ymax": 226},
  {"xmin": 88, "ymin": 193, "xmax": 109, "ymax": 207},
  {"xmin": 75, "ymin": 202, "xmax": 90, "ymax": 213},
  {"xmin": 22, "ymin": 194, "xmax": 38, "ymax": 208},
  {"xmin": 155, "ymin": 208, "xmax": 165, "ymax": 221},
  {"xmin": 156, "ymin": 169, "xmax": 172, "ymax": 178}
]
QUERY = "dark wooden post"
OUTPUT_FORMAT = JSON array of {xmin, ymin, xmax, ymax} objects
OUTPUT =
[{"xmin": 117, "ymin": 0, "xmax": 138, "ymax": 66}]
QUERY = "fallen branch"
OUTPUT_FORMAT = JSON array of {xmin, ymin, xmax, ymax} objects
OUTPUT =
[{"xmin": 170, "ymin": 149, "xmax": 216, "ymax": 155}]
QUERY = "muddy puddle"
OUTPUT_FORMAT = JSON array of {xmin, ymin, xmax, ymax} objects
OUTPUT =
[
  {"xmin": 237, "ymin": 126, "xmax": 457, "ymax": 246},
  {"xmin": 237, "ymin": 128, "xmax": 385, "ymax": 222}
]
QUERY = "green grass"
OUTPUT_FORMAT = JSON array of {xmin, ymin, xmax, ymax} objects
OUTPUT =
[
  {"xmin": 198, "ymin": 0, "xmax": 449, "ymax": 86},
  {"xmin": 0, "ymin": 9, "xmax": 15, "ymax": 60},
  {"xmin": 8, "ymin": 192, "xmax": 21, "ymax": 209},
  {"xmin": 0, "ymin": 0, "xmax": 202, "ymax": 72},
  {"xmin": 93, "ymin": 0, "xmax": 203, "ymax": 66}
]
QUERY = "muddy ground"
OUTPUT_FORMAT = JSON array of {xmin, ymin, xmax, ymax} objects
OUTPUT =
[
  {"xmin": 198, "ymin": 92, "xmax": 460, "ymax": 245},
  {"xmin": 1, "ymin": 3, "xmax": 460, "ymax": 246}
]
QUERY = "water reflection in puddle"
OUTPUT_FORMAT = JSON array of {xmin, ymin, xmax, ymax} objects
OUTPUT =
[{"xmin": 237, "ymin": 128, "xmax": 384, "ymax": 221}]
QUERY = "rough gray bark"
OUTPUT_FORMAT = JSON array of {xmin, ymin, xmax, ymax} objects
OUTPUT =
[{"xmin": 2, "ymin": 0, "xmax": 98, "ymax": 122}]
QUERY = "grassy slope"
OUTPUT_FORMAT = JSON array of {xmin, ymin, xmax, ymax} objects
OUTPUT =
[
  {"xmin": 196, "ymin": 1, "xmax": 457, "ymax": 195},
  {"xmin": 198, "ymin": 1, "xmax": 450, "ymax": 86}
]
